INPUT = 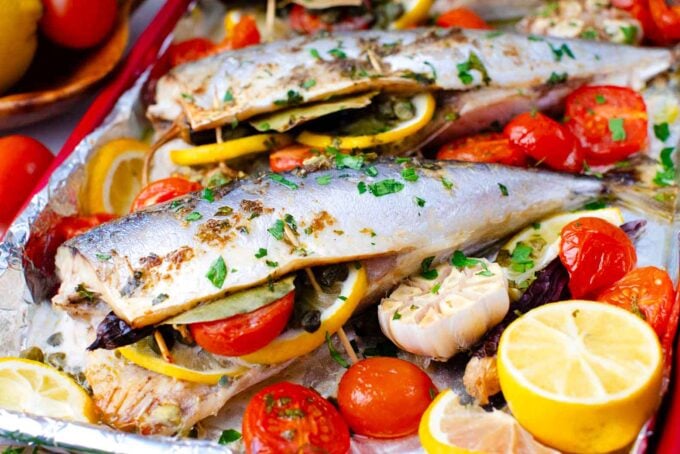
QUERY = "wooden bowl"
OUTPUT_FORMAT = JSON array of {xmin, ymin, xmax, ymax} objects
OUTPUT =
[{"xmin": 0, "ymin": 0, "xmax": 134, "ymax": 130}]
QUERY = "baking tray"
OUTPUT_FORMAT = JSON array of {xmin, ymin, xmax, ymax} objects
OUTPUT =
[{"xmin": 1, "ymin": 0, "xmax": 680, "ymax": 452}]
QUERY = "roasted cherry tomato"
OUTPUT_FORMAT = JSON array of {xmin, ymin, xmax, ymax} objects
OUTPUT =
[
  {"xmin": 130, "ymin": 178, "xmax": 202, "ymax": 212},
  {"xmin": 56, "ymin": 213, "xmax": 117, "ymax": 241},
  {"xmin": 565, "ymin": 85, "xmax": 648, "ymax": 166},
  {"xmin": 40, "ymin": 0, "xmax": 118, "ymax": 49},
  {"xmin": 190, "ymin": 291, "xmax": 295, "ymax": 357},
  {"xmin": 436, "ymin": 133, "xmax": 527, "ymax": 166},
  {"xmin": 435, "ymin": 7, "xmax": 491, "ymax": 29},
  {"xmin": 614, "ymin": 0, "xmax": 680, "ymax": 44},
  {"xmin": 504, "ymin": 112, "xmax": 584, "ymax": 173},
  {"xmin": 337, "ymin": 357, "xmax": 437, "ymax": 438},
  {"xmin": 559, "ymin": 217, "xmax": 637, "ymax": 299},
  {"xmin": 243, "ymin": 381, "xmax": 350, "ymax": 454},
  {"xmin": 226, "ymin": 15, "xmax": 261, "ymax": 49},
  {"xmin": 288, "ymin": 4, "xmax": 371, "ymax": 34},
  {"xmin": 269, "ymin": 145, "xmax": 315, "ymax": 172},
  {"xmin": 0, "ymin": 135, "xmax": 53, "ymax": 233},
  {"xmin": 166, "ymin": 38, "xmax": 217, "ymax": 68}
]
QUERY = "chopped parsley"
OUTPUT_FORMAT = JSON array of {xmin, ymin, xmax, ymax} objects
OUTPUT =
[
  {"xmin": 329, "ymin": 48, "xmax": 347, "ymax": 59},
  {"xmin": 509, "ymin": 242, "xmax": 534, "ymax": 273},
  {"xmin": 368, "ymin": 179, "xmax": 404, "ymax": 196},
  {"xmin": 96, "ymin": 253, "xmax": 111, "ymax": 261},
  {"xmin": 357, "ymin": 181, "xmax": 367, "ymax": 194},
  {"xmin": 498, "ymin": 183, "xmax": 509, "ymax": 196},
  {"xmin": 654, "ymin": 123, "xmax": 670, "ymax": 142},
  {"xmin": 268, "ymin": 220, "xmax": 285, "ymax": 240},
  {"xmin": 76, "ymin": 284, "xmax": 95, "ymax": 301},
  {"xmin": 218, "ymin": 429, "xmax": 242, "ymax": 445},
  {"xmin": 486, "ymin": 31, "xmax": 503, "ymax": 38},
  {"xmin": 316, "ymin": 175, "xmax": 332, "ymax": 185},
  {"xmin": 223, "ymin": 89, "xmax": 234, "ymax": 103},
  {"xmin": 595, "ymin": 94, "xmax": 606, "ymax": 104},
  {"xmin": 284, "ymin": 214, "xmax": 298, "ymax": 232},
  {"xmin": 445, "ymin": 112, "xmax": 459, "ymax": 122},
  {"xmin": 266, "ymin": 260, "xmax": 279, "ymax": 268},
  {"xmin": 620, "ymin": 25, "xmax": 638, "ymax": 44},
  {"xmin": 580, "ymin": 28, "xmax": 598, "ymax": 40},
  {"xmin": 326, "ymin": 332, "xmax": 349, "ymax": 368},
  {"xmin": 401, "ymin": 167, "xmax": 419, "ymax": 182},
  {"xmin": 441, "ymin": 177, "xmax": 454, "ymax": 190},
  {"xmin": 206, "ymin": 257, "xmax": 227, "ymax": 288},
  {"xmin": 269, "ymin": 173, "xmax": 299, "ymax": 190},
  {"xmin": 547, "ymin": 72, "xmax": 568, "ymax": 85},
  {"xmin": 259, "ymin": 122, "xmax": 271, "ymax": 131},
  {"xmin": 528, "ymin": 35, "xmax": 545, "ymax": 42},
  {"xmin": 608, "ymin": 118, "xmax": 626, "ymax": 142},
  {"xmin": 364, "ymin": 166, "xmax": 378, "ymax": 177},
  {"xmin": 273, "ymin": 90, "xmax": 303, "ymax": 107},
  {"xmin": 331, "ymin": 149, "xmax": 364, "ymax": 170},
  {"xmin": 180, "ymin": 92, "xmax": 194, "ymax": 102},
  {"xmin": 255, "ymin": 248, "xmax": 268, "ymax": 258},
  {"xmin": 202, "ymin": 187, "xmax": 214, "ymax": 202},
  {"xmin": 301, "ymin": 79, "xmax": 316, "ymax": 89},
  {"xmin": 393, "ymin": 311, "xmax": 402, "ymax": 320},
  {"xmin": 450, "ymin": 250, "xmax": 494, "ymax": 276},
  {"xmin": 431, "ymin": 283, "xmax": 441, "ymax": 294},
  {"xmin": 548, "ymin": 43, "xmax": 575, "ymax": 62},
  {"xmin": 152, "ymin": 293, "xmax": 169, "ymax": 305},
  {"xmin": 420, "ymin": 257, "xmax": 439, "ymax": 280},
  {"xmin": 584, "ymin": 199, "xmax": 607, "ymax": 210},
  {"xmin": 653, "ymin": 147, "xmax": 676, "ymax": 187},
  {"xmin": 457, "ymin": 52, "xmax": 490, "ymax": 86},
  {"xmin": 414, "ymin": 196, "xmax": 426, "ymax": 207},
  {"xmin": 185, "ymin": 211, "xmax": 203, "ymax": 222},
  {"xmin": 309, "ymin": 48, "xmax": 321, "ymax": 59}
]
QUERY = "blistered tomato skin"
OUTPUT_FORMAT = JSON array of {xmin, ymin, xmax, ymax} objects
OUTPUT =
[
  {"xmin": 242, "ymin": 381, "xmax": 350, "ymax": 454},
  {"xmin": 337, "ymin": 357, "xmax": 437, "ymax": 438}
]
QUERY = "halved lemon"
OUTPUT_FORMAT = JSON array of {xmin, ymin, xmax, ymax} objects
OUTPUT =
[
  {"xmin": 499, "ymin": 207, "xmax": 623, "ymax": 299},
  {"xmin": 391, "ymin": 0, "xmax": 434, "ymax": 29},
  {"xmin": 83, "ymin": 138, "xmax": 148, "ymax": 215},
  {"xmin": 170, "ymin": 133, "xmax": 292, "ymax": 166},
  {"xmin": 297, "ymin": 92, "xmax": 435, "ymax": 150},
  {"xmin": 118, "ymin": 337, "xmax": 249, "ymax": 385},
  {"xmin": 419, "ymin": 389, "xmax": 557, "ymax": 454},
  {"xmin": 241, "ymin": 265, "xmax": 368, "ymax": 365},
  {"xmin": 498, "ymin": 300, "xmax": 663, "ymax": 453},
  {"xmin": 0, "ymin": 358, "xmax": 96, "ymax": 423}
]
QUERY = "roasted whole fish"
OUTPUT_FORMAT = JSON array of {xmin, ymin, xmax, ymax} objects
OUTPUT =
[{"xmin": 54, "ymin": 160, "xmax": 603, "ymax": 328}]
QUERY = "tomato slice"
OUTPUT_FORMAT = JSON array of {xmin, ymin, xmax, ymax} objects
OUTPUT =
[
  {"xmin": 436, "ymin": 133, "xmax": 527, "ymax": 166},
  {"xmin": 243, "ymin": 381, "xmax": 350, "ymax": 454},
  {"xmin": 269, "ymin": 145, "xmax": 315, "ymax": 172},
  {"xmin": 227, "ymin": 15, "xmax": 261, "ymax": 49},
  {"xmin": 337, "ymin": 357, "xmax": 437, "ymax": 438},
  {"xmin": 130, "ymin": 178, "xmax": 202, "ymax": 212},
  {"xmin": 504, "ymin": 112, "xmax": 584, "ymax": 173},
  {"xmin": 166, "ymin": 38, "xmax": 218, "ymax": 68},
  {"xmin": 435, "ymin": 7, "xmax": 492, "ymax": 29},
  {"xmin": 565, "ymin": 85, "xmax": 648, "ymax": 166},
  {"xmin": 190, "ymin": 291, "xmax": 295, "ymax": 357},
  {"xmin": 288, "ymin": 4, "xmax": 371, "ymax": 34},
  {"xmin": 559, "ymin": 217, "xmax": 637, "ymax": 299}
]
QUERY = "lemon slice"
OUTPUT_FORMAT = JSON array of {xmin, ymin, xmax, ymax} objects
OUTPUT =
[
  {"xmin": 419, "ymin": 389, "xmax": 557, "ymax": 454},
  {"xmin": 297, "ymin": 92, "xmax": 435, "ymax": 150},
  {"xmin": 391, "ymin": 0, "xmax": 434, "ymax": 29},
  {"xmin": 83, "ymin": 138, "xmax": 148, "ymax": 215},
  {"xmin": 498, "ymin": 300, "xmax": 663, "ymax": 453},
  {"xmin": 118, "ymin": 337, "xmax": 249, "ymax": 385},
  {"xmin": 170, "ymin": 133, "xmax": 292, "ymax": 166},
  {"xmin": 499, "ymin": 207, "xmax": 623, "ymax": 299},
  {"xmin": 0, "ymin": 358, "xmax": 96, "ymax": 423},
  {"xmin": 241, "ymin": 265, "xmax": 368, "ymax": 365}
]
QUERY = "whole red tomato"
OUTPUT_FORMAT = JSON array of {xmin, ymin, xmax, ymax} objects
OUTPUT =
[
  {"xmin": 40, "ymin": 0, "xmax": 118, "ymax": 49},
  {"xmin": 337, "ymin": 357, "xmax": 437, "ymax": 438},
  {"xmin": 0, "ymin": 135, "xmax": 53, "ymax": 233}
]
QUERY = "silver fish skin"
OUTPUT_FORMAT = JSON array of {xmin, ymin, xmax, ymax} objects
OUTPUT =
[
  {"xmin": 53, "ymin": 161, "xmax": 603, "ymax": 328},
  {"xmin": 148, "ymin": 28, "xmax": 671, "ymax": 131}
]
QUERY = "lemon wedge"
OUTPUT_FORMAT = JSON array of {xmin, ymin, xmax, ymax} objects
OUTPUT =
[
  {"xmin": 0, "ymin": 358, "xmax": 96, "ymax": 423},
  {"xmin": 419, "ymin": 389, "xmax": 557, "ymax": 454},
  {"xmin": 241, "ymin": 265, "xmax": 368, "ymax": 365},
  {"xmin": 499, "ymin": 207, "xmax": 623, "ymax": 299},
  {"xmin": 297, "ymin": 92, "xmax": 435, "ymax": 150},
  {"xmin": 498, "ymin": 300, "xmax": 663, "ymax": 453},
  {"xmin": 118, "ymin": 337, "xmax": 249, "ymax": 385},
  {"xmin": 391, "ymin": 0, "xmax": 434, "ymax": 29},
  {"xmin": 170, "ymin": 133, "xmax": 292, "ymax": 166},
  {"xmin": 83, "ymin": 138, "xmax": 148, "ymax": 215}
]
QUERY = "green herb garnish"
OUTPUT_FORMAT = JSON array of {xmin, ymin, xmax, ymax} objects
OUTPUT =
[
  {"xmin": 255, "ymin": 248, "xmax": 268, "ymax": 259},
  {"xmin": 269, "ymin": 173, "xmax": 299, "ymax": 190},
  {"xmin": 96, "ymin": 253, "xmax": 111, "ymax": 261},
  {"xmin": 415, "ymin": 196, "xmax": 426, "ymax": 207},
  {"xmin": 420, "ymin": 257, "xmax": 438, "ymax": 280},
  {"xmin": 223, "ymin": 89, "xmax": 234, "ymax": 102},
  {"xmin": 206, "ymin": 257, "xmax": 227, "ymax": 288},
  {"xmin": 218, "ymin": 429, "xmax": 242, "ymax": 445},
  {"xmin": 457, "ymin": 52, "xmax": 490, "ymax": 85},
  {"xmin": 654, "ymin": 147, "xmax": 676, "ymax": 187},
  {"xmin": 274, "ymin": 90, "xmax": 303, "ymax": 107},
  {"xmin": 202, "ymin": 187, "xmax": 214, "ymax": 202},
  {"xmin": 368, "ymin": 179, "xmax": 404, "ymax": 196},
  {"xmin": 549, "ymin": 43, "xmax": 574, "ymax": 62},
  {"xmin": 498, "ymin": 183, "xmax": 509, "ymax": 196},
  {"xmin": 268, "ymin": 220, "xmax": 285, "ymax": 240},
  {"xmin": 326, "ymin": 332, "xmax": 349, "ymax": 368},
  {"xmin": 301, "ymin": 79, "xmax": 316, "ymax": 89},
  {"xmin": 608, "ymin": 118, "xmax": 626, "ymax": 141},
  {"xmin": 358, "ymin": 181, "xmax": 367, "ymax": 194},
  {"xmin": 654, "ymin": 123, "xmax": 670, "ymax": 142},
  {"xmin": 401, "ymin": 167, "xmax": 419, "ymax": 182},
  {"xmin": 185, "ymin": 211, "xmax": 202, "ymax": 222},
  {"xmin": 329, "ymin": 48, "xmax": 347, "ymax": 59},
  {"xmin": 620, "ymin": 25, "xmax": 638, "ymax": 44},
  {"xmin": 547, "ymin": 72, "xmax": 568, "ymax": 85},
  {"xmin": 316, "ymin": 175, "xmax": 332, "ymax": 185},
  {"xmin": 510, "ymin": 242, "xmax": 534, "ymax": 273}
]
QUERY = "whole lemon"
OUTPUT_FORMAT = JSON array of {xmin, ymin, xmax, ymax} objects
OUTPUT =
[{"xmin": 0, "ymin": 0, "xmax": 42, "ymax": 94}]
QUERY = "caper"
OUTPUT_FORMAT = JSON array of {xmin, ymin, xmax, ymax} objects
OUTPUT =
[
  {"xmin": 46, "ymin": 332, "xmax": 64, "ymax": 347},
  {"xmin": 301, "ymin": 310, "xmax": 322, "ymax": 333},
  {"xmin": 20, "ymin": 346, "xmax": 44, "ymax": 363}
]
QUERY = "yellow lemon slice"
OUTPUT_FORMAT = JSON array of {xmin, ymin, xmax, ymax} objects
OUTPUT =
[
  {"xmin": 391, "ymin": 0, "xmax": 434, "ymax": 29},
  {"xmin": 118, "ymin": 337, "xmax": 249, "ymax": 385},
  {"xmin": 241, "ymin": 265, "xmax": 368, "ymax": 365},
  {"xmin": 498, "ymin": 207, "xmax": 623, "ymax": 299},
  {"xmin": 83, "ymin": 138, "xmax": 148, "ymax": 215},
  {"xmin": 0, "ymin": 358, "xmax": 96, "ymax": 423},
  {"xmin": 170, "ymin": 133, "xmax": 292, "ymax": 166},
  {"xmin": 498, "ymin": 300, "xmax": 663, "ymax": 453},
  {"xmin": 297, "ymin": 92, "xmax": 435, "ymax": 150},
  {"xmin": 419, "ymin": 389, "xmax": 557, "ymax": 454}
]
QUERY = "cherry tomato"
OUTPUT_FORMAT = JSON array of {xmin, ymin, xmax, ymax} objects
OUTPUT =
[
  {"xmin": 0, "ymin": 135, "xmax": 53, "ymax": 232},
  {"xmin": 504, "ymin": 112, "xmax": 584, "ymax": 173},
  {"xmin": 130, "ymin": 178, "xmax": 202, "ymax": 212},
  {"xmin": 559, "ymin": 217, "xmax": 637, "ymax": 299},
  {"xmin": 40, "ymin": 0, "xmax": 118, "ymax": 49},
  {"xmin": 615, "ymin": 0, "xmax": 680, "ymax": 44},
  {"xmin": 436, "ymin": 133, "xmax": 527, "ymax": 166},
  {"xmin": 166, "ymin": 38, "xmax": 217, "ymax": 68},
  {"xmin": 288, "ymin": 4, "xmax": 371, "ymax": 34},
  {"xmin": 56, "ymin": 213, "xmax": 117, "ymax": 241},
  {"xmin": 226, "ymin": 15, "xmax": 261, "ymax": 49},
  {"xmin": 436, "ymin": 7, "xmax": 492, "ymax": 29},
  {"xmin": 565, "ymin": 86, "xmax": 648, "ymax": 166},
  {"xmin": 190, "ymin": 291, "xmax": 295, "ymax": 357},
  {"xmin": 243, "ymin": 381, "xmax": 350, "ymax": 454},
  {"xmin": 337, "ymin": 357, "xmax": 437, "ymax": 438},
  {"xmin": 269, "ymin": 145, "xmax": 315, "ymax": 172}
]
